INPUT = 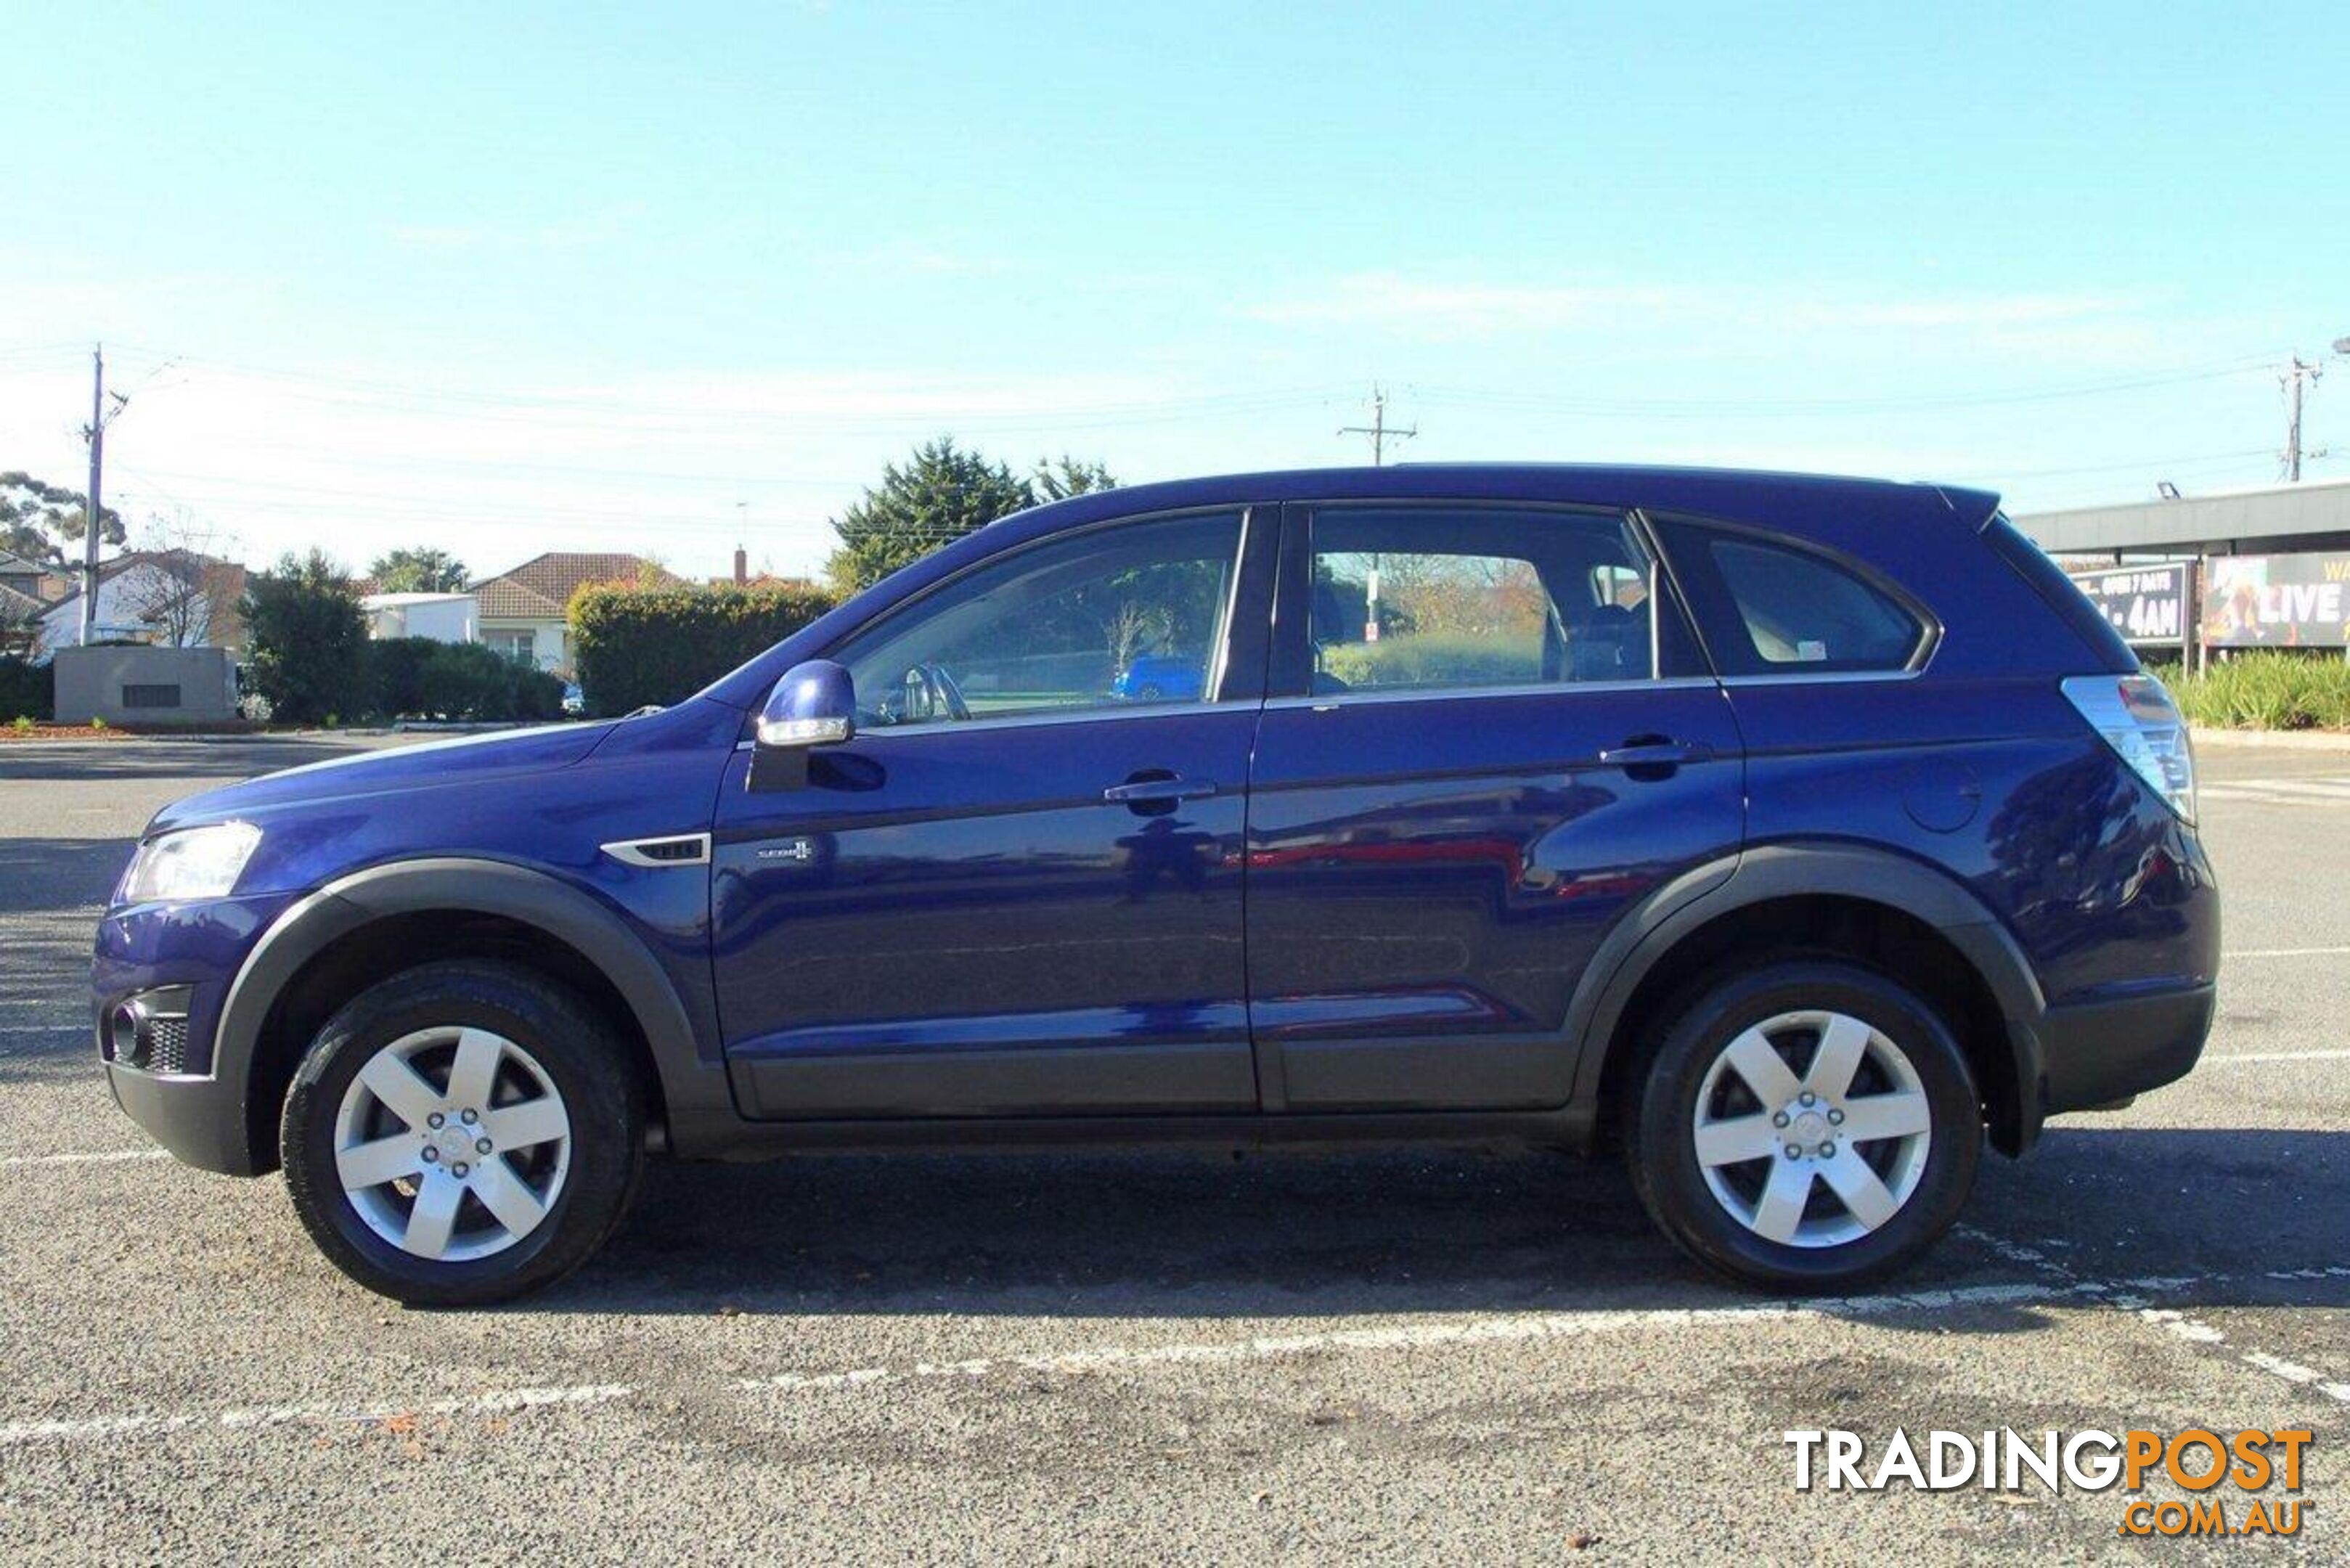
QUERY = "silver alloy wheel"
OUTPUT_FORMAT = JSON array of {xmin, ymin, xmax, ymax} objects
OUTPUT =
[
  {"xmin": 331, "ymin": 1026, "xmax": 573, "ymax": 1262},
  {"xmin": 1690, "ymin": 1009, "xmax": 1932, "ymax": 1249}
]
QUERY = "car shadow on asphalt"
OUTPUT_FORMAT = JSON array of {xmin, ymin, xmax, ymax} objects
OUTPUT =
[{"xmin": 529, "ymin": 1126, "xmax": 2350, "ymax": 1324}]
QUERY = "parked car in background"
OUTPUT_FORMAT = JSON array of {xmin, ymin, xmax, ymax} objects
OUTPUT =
[
  {"xmin": 93, "ymin": 465, "xmax": 2216, "ymax": 1303},
  {"xmin": 1111, "ymin": 653, "xmax": 1205, "ymax": 703}
]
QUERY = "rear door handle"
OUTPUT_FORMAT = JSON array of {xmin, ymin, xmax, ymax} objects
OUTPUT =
[
  {"xmin": 1103, "ymin": 777, "xmax": 1217, "ymax": 804},
  {"xmin": 1596, "ymin": 740, "xmax": 1712, "ymax": 768}
]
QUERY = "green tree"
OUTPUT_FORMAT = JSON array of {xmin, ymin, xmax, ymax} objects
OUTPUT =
[
  {"xmin": 367, "ymin": 546, "xmax": 469, "ymax": 593},
  {"xmin": 1032, "ymin": 455, "xmax": 1118, "ymax": 503},
  {"xmin": 825, "ymin": 438, "xmax": 1038, "ymax": 595},
  {"xmin": 1, "ymin": 470, "xmax": 126, "ymax": 566},
  {"xmin": 241, "ymin": 549, "xmax": 367, "ymax": 724}
]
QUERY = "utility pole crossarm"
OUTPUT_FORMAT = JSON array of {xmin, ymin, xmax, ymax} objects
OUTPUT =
[{"xmin": 1337, "ymin": 383, "xmax": 1418, "ymax": 466}]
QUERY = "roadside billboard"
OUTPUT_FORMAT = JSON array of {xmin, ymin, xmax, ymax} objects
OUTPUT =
[
  {"xmin": 2200, "ymin": 552, "xmax": 2350, "ymax": 648},
  {"xmin": 2069, "ymin": 562, "xmax": 2192, "ymax": 648}
]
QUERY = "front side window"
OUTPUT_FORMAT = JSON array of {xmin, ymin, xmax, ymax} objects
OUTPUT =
[
  {"xmin": 1306, "ymin": 506, "xmax": 1658, "ymax": 694},
  {"xmin": 1654, "ymin": 518, "xmax": 1928, "ymax": 676},
  {"xmin": 833, "ymin": 510, "xmax": 1243, "ymax": 727}
]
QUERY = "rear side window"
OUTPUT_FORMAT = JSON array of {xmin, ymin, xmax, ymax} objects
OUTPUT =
[
  {"xmin": 1301, "ymin": 506, "xmax": 1668, "ymax": 694},
  {"xmin": 1655, "ymin": 519, "xmax": 1930, "ymax": 677}
]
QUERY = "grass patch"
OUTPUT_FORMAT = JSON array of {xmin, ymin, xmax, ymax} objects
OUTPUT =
[{"xmin": 2169, "ymin": 652, "xmax": 2350, "ymax": 732}]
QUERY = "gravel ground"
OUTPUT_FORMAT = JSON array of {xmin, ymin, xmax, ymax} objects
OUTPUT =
[{"xmin": 0, "ymin": 735, "xmax": 2343, "ymax": 1563}]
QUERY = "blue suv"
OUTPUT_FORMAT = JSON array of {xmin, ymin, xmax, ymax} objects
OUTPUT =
[{"xmin": 93, "ymin": 466, "xmax": 2217, "ymax": 1303}]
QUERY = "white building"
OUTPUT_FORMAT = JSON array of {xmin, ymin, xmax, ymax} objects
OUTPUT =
[{"xmin": 362, "ymin": 591, "xmax": 478, "ymax": 645}]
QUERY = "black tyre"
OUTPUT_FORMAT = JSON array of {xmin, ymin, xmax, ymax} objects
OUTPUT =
[
  {"xmin": 280, "ymin": 960, "xmax": 644, "ymax": 1306},
  {"xmin": 1625, "ymin": 959, "xmax": 1980, "ymax": 1291}
]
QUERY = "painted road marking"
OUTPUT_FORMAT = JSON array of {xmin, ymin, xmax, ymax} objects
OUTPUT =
[
  {"xmin": 15, "ymin": 1265, "xmax": 2336, "ymax": 1450},
  {"xmin": 1, "ymin": 1150, "xmax": 170, "ymax": 1168},
  {"xmin": 2200, "ymin": 1050, "xmax": 2350, "ymax": 1064},
  {"xmin": 2200, "ymin": 777, "xmax": 2350, "ymax": 805},
  {"xmin": 2224, "ymin": 946, "xmax": 2350, "ymax": 959}
]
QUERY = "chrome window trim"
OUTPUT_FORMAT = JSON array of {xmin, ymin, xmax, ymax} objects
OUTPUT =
[
  {"xmin": 598, "ymin": 832, "xmax": 712, "ymax": 868},
  {"xmin": 1260, "ymin": 675, "xmax": 1720, "ymax": 713},
  {"xmin": 1717, "ymin": 668, "xmax": 1928, "ymax": 688},
  {"xmin": 844, "ymin": 699, "xmax": 1230, "ymax": 740}
]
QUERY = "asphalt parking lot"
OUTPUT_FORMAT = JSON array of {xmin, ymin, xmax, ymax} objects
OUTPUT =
[{"xmin": 1, "ymin": 735, "xmax": 2344, "ymax": 1562}]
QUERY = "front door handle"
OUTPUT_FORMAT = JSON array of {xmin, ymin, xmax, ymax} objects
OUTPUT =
[
  {"xmin": 1596, "ymin": 739, "xmax": 1713, "ymax": 769},
  {"xmin": 1103, "ymin": 775, "xmax": 1217, "ymax": 804}
]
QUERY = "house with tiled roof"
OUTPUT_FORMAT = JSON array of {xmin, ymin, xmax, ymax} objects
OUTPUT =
[
  {"xmin": 36, "ymin": 550, "xmax": 248, "ymax": 660},
  {"xmin": 0, "ymin": 551, "xmax": 63, "ymax": 605},
  {"xmin": 468, "ymin": 552, "xmax": 675, "ymax": 674}
]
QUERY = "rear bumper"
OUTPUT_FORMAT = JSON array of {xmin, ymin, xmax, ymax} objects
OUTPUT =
[{"xmin": 2037, "ymin": 981, "xmax": 2215, "ymax": 1119}]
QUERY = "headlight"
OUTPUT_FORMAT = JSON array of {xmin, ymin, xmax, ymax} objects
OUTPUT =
[{"xmin": 121, "ymin": 822, "xmax": 264, "ymax": 905}]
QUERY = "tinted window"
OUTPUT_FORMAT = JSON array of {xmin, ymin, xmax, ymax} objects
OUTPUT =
[
  {"xmin": 1657, "ymin": 520, "xmax": 1927, "ymax": 676},
  {"xmin": 832, "ymin": 510, "xmax": 1242, "ymax": 727},
  {"xmin": 1306, "ymin": 507, "xmax": 1657, "ymax": 693}
]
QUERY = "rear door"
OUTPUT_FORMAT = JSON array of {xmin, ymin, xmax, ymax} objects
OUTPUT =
[{"xmin": 1244, "ymin": 501, "xmax": 1745, "ymax": 1111}]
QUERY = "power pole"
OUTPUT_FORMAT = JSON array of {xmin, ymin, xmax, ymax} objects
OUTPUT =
[
  {"xmin": 2280, "ymin": 357, "xmax": 2322, "ymax": 482},
  {"xmin": 1338, "ymin": 383, "xmax": 1417, "ymax": 465},
  {"xmin": 80, "ymin": 346, "xmax": 109, "ymax": 644}
]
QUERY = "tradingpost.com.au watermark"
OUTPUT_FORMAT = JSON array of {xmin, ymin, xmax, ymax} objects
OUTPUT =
[{"xmin": 1786, "ymin": 1428, "xmax": 2314, "ymax": 1538}]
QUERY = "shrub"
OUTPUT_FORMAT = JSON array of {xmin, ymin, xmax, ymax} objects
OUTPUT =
[
  {"xmin": 571, "ymin": 581, "xmax": 837, "ymax": 717},
  {"xmin": 242, "ymin": 551, "xmax": 367, "ymax": 726},
  {"xmin": 1318, "ymin": 632, "xmax": 1539, "ymax": 691},
  {"xmin": 2169, "ymin": 651, "xmax": 2350, "ymax": 732},
  {"xmin": 0, "ymin": 656, "xmax": 52, "ymax": 722},
  {"xmin": 362, "ymin": 637, "xmax": 568, "ymax": 722}
]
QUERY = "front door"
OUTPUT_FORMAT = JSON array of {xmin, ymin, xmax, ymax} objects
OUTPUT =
[
  {"xmin": 1245, "ymin": 501, "xmax": 1746, "ymax": 1111},
  {"xmin": 712, "ymin": 507, "xmax": 1273, "ymax": 1119}
]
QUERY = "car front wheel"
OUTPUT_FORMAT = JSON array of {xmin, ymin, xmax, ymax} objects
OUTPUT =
[
  {"xmin": 1625, "ymin": 959, "xmax": 1980, "ymax": 1291},
  {"xmin": 280, "ymin": 960, "xmax": 644, "ymax": 1306}
]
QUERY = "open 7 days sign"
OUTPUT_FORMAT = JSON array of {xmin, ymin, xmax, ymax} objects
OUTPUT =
[{"xmin": 2069, "ymin": 563, "xmax": 2193, "ymax": 649}]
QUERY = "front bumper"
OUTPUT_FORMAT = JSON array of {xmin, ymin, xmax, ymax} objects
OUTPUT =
[
  {"xmin": 94, "ymin": 891, "xmax": 301, "ymax": 1177},
  {"xmin": 2038, "ymin": 981, "xmax": 2216, "ymax": 1117}
]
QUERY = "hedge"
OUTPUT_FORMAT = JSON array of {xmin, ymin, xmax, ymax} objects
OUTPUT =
[
  {"xmin": 363, "ymin": 637, "xmax": 567, "ymax": 722},
  {"xmin": 571, "ymin": 582, "xmax": 838, "ymax": 717},
  {"xmin": 0, "ymin": 656, "xmax": 52, "ymax": 722},
  {"xmin": 2169, "ymin": 650, "xmax": 2350, "ymax": 732},
  {"xmin": 1318, "ymin": 632, "xmax": 1540, "ymax": 691}
]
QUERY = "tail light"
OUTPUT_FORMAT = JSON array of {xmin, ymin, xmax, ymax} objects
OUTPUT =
[{"xmin": 2060, "ymin": 673, "xmax": 2195, "ymax": 825}]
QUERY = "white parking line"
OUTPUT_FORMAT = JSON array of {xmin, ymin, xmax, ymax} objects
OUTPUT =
[
  {"xmin": 1, "ymin": 1150, "xmax": 169, "ymax": 1168},
  {"xmin": 0, "ymin": 1023, "xmax": 81, "ymax": 1034},
  {"xmin": 2224, "ymin": 946, "xmax": 2350, "ymax": 960},
  {"xmin": 2200, "ymin": 1050, "xmax": 2350, "ymax": 1064},
  {"xmin": 5, "ymin": 1265, "xmax": 2305, "ymax": 1450},
  {"xmin": 0, "ymin": 1383, "xmax": 631, "ymax": 1445},
  {"xmin": 2129, "ymin": 1305, "xmax": 2350, "ymax": 1405}
]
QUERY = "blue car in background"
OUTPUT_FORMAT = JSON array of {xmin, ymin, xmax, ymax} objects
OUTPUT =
[
  {"xmin": 1111, "ymin": 654, "xmax": 1205, "ymax": 703},
  {"xmin": 93, "ymin": 465, "xmax": 2216, "ymax": 1303}
]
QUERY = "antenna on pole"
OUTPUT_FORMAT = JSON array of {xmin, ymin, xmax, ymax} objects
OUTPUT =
[
  {"xmin": 2280, "ymin": 357, "xmax": 2322, "ymax": 482},
  {"xmin": 1338, "ymin": 383, "xmax": 1417, "ymax": 465}
]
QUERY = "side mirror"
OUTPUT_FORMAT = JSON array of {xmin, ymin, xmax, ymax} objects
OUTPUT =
[{"xmin": 750, "ymin": 659, "xmax": 854, "ymax": 791}]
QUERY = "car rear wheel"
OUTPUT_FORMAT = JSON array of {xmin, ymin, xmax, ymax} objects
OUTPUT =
[
  {"xmin": 1625, "ymin": 959, "xmax": 1980, "ymax": 1291},
  {"xmin": 280, "ymin": 960, "xmax": 643, "ymax": 1305}
]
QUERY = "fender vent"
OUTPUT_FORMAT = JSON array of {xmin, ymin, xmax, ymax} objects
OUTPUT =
[{"xmin": 600, "ymin": 833, "xmax": 711, "ymax": 868}]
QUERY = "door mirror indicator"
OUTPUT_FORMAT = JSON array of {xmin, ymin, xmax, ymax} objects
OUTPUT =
[{"xmin": 751, "ymin": 660, "xmax": 854, "ymax": 791}]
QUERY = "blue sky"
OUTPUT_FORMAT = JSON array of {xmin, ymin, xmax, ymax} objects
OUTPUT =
[{"xmin": 2, "ymin": 1, "xmax": 2343, "ymax": 580}]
